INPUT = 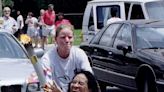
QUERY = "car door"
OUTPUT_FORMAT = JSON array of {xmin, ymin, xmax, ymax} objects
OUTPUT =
[
  {"xmin": 90, "ymin": 23, "xmax": 125, "ymax": 84},
  {"xmin": 111, "ymin": 23, "xmax": 139, "ymax": 89},
  {"xmin": 91, "ymin": 23, "xmax": 123, "ymax": 66}
]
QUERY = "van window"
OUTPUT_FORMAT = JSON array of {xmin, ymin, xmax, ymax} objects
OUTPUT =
[
  {"xmin": 96, "ymin": 5, "xmax": 120, "ymax": 29},
  {"xmin": 146, "ymin": 1, "xmax": 164, "ymax": 20},
  {"xmin": 88, "ymin": 7, "xmax": 94, "ymax": 31},
  {"xmin": 130, "ymin": 4, "xmax": 145, "ymax": 19},
  {"xmin": 125, "ymin": 3, "xmax": 130, "ymax": 20}
]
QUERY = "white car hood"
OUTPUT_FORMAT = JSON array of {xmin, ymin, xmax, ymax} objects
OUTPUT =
[{"xmin": 0, "ymin": 59, "xmax": 35, "ymax": 86}]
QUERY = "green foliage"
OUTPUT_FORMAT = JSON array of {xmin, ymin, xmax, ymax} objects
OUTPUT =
[
  {"xmin": 2, "ymin": 0, "xmax": 14, "ymax": 7},
  {"xmin": 36, "ymin": 0, "xmax": 47, "ymax": 9},
  {"xmin": 73, "ymin": 29, "xmax": 82, "ymax": 45}
]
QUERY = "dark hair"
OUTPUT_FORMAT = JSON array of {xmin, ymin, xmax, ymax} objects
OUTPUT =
[
  {"xmin": 111, "ymin": 7, "xmax": 118, "ymax": 17},
  {"xmin": 48, "ymin": 4, "xmax": 54, "ymax": 8},
  {"xmin": 58, "ymin": 12, "xmax": 64, "ymax": 16},
  {"xmin": 68, "ymin": 70, "xmax": 100, "ymax": 92},
  {"xmin": 55, "ymin": 24, "xmax": 74, "ymax": 38},
  {"xmin": 28, "ymin": 12, "xmax": 33, "ymax": 16}
]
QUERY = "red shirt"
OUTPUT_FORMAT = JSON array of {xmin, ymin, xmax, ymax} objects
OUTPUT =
[
  {"xmin": 43, "ymin": 10, "xmax": 56, "ymax": 26},
  {"xmin": 55, "ymin": 19, "xmax": 71, "ymax": 28}
]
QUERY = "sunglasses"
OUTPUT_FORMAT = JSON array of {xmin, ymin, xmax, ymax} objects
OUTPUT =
[{"xmin": 4, "ymin": 10, "xmax": 10, "ymax": 13}]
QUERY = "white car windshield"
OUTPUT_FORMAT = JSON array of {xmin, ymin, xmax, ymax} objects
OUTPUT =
[
  {"xmin": 146, "ymin": 1, "xmax": 164, "ymax": 20},
  {"xmin": 0, "ymin": 33, "xmax": 27, "ymax": 58}
]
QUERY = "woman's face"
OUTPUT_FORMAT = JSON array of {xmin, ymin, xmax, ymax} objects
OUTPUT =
[
  {"xmin": 70, "ymin": 73, "xmax": 89, "ymax": 92},
  {"xmin": 56, "ymin": 28, "xmax": 74, "ymax": 52}
]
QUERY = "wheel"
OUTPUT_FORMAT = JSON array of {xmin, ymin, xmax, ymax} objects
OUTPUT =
[
  {"xmin": 98, "ymin": 81, "xmax": 107, "ymax": 92},
  {"xmin": 143, "ymin": 79, "xmax": 148, "ymax": 92},
  {"xmin": 136, "ymin": 72, "xmax": 157, "ymax": 92}
]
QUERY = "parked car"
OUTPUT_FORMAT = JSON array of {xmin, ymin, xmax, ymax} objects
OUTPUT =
[
  {"xmin": 0, "ymin": 30, "xmax": 42, "ymax": 92},
  {"xmin": 80, "ymin": 20, "xmax": 164, "ymax": 92},
  {"xmin": 82, "ymin": 0, "xmax": 164, "ymax": 42}
]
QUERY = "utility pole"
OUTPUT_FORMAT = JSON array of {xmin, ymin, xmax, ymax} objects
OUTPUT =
[{"xmin": 0, "ymin": 0, "xmax": 2, "ymax": 16}]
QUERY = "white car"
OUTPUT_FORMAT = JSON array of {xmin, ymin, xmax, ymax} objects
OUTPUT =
[
  {"xmin": 82, "ymin": 0, "xmax": 164, "ymax": 42},
  {"xmin": 0, "ymin": 30, "xmax": 42, "ymax": 92}
]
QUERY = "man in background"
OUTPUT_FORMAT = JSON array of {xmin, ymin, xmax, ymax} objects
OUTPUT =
[
  {"xmin": 107, "ymin": 7, "xmax": 122, "ymax": 25},
  {"xmin": 42, "ymin": 4, "xmax": 56, "ymax": 50},
  {"xmin": 2, "ymin": 7, "xmax": 18, "ymax": 34},
  {"xmin": 15, "ymin": 10, "xmax": 24, "ymax": 39}
]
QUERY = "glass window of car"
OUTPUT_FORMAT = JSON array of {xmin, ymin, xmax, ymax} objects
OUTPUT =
[
  {"xmin": 130, "ymin": 4, "xmax": 145, "ymax": 19},
  {"xmin": 146, "ymin": 1, "xmax": 164, "ymax": 20},
  {"xmin": 125, "ymin": 3, "xmax": 130, "ymax": 20},
  {"xmin": 88, "ymin": 7, "xmax": 94, "ymax": 31},
  {"xmin": 113, "ymin": 24, "xmax": 132, "ymax": 47},
  {"xmin": 96, "ymin": 5, "xmax": 120, "ymax": 29},
  {"xmin": 136, "ymin": 27, "xmax": 164, "ymax": 49},
  {"xmin": 99, "ymin": 23, "xmax": 121, "ymax": 47},
  {"xmin": 0, "ymin": 33, "xmax": 27, "ymax": 58}
]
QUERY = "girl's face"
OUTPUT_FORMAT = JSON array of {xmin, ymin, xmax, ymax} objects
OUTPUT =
[
  {"xmin": 55, "ymin": 28, "xmax": 74, "ymax": 52},
  {"xmin": 70, "ymin": 74, "xmax": 89, "ymax": 92}
]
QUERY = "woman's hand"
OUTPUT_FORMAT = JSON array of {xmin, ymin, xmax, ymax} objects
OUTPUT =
[{"xmin": 42, "ymin": 81, "xmax": 63, "ymax": 92}]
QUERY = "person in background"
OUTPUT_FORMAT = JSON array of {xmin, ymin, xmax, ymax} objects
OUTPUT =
[
  {"xmin": 106, "ymin": 7, "xmax": 122, "ymax": 25},
  {"xmin": 25, "ymin": 12, "xmax": 38, "ymax": 47},
  {"xmin": 41, "ymin": 24, "xmax": 93, "ymax": 92},
  {"xmin": 2, "ymin": 7, "xmax": 18, "ymax": 34},
  {"xmin": 33, "ymin": 22, "xmax": 40, "ymax": 48},
  {"xmin": 15, "ymin": 10, "xmax": 24, "ymax": 39},
  {"xmin": 38, "ymin": 9, "xmax": 45, "ymax": 48},
  {"xmin": 55, "ymin": 12, "xmax": 71, "ymax": 28},
  {"xmin": 42, "ymin": 4, "xmax": 56, "ymax": 49}
]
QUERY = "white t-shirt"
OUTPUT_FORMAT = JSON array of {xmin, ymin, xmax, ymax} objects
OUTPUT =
[
  {"xmin": 25, "ymin": 17, "xmax": 38, "ymax": 28},
  {"xmin": 17, "ymin": 15, "xmax": 24, "ymax": 29},
  {"xmin": 2, "ymin": 16, "xmax": 18, "ymax": 34},
  {"xmin": 107, "ymin": 17, "xmax": 122, "ymax": 25},
  {"xmin": 40, "ymin": 46, "xmax": 93, "ymax": 92}
]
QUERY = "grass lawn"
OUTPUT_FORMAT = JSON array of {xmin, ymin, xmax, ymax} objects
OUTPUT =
[{"xmin": 73, "ymin": 29, "xmax": 82, "ymax": 45}]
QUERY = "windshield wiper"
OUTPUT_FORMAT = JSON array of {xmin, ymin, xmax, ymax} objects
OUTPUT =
[{"xmin": 142, "ymin": 47, "xmax": 164, "ymax": 49}]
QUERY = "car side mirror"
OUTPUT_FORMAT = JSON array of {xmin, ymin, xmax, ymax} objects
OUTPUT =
[{"xmin": 116, "ymin": 44, "xmax": 132, "ymax": 55}]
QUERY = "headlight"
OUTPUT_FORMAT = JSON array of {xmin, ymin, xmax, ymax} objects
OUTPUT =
[{"xmin": 27, "ymin": 82, "xmax": 40, "ymax": 92}]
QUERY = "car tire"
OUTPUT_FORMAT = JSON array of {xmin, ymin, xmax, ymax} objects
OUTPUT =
[
  {"xmin": 137, "ymin": 76, "xmax": 157, "ymax": 92},
  {"xmin": 143, "ymin": 79, "xmax": 148, "ymax": 92},
  {"xmin": 136, "ymin": 65, "xmax": 158, "ymax": 92},
  {"xmin": 98, "ymin": 81, "xmax": 107, "ymax": 92}
]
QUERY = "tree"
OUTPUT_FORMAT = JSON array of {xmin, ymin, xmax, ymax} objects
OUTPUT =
[{"xmin": 2, "ymin": 0, "xmax": 14, "ymax": 7}]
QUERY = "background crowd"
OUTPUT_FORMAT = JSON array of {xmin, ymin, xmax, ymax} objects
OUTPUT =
[
  {"xmin": 0, "ymin": 4, "xmax": 71, "ymax": 50},
  {"xmin": 0, "ymin": 4, "xmax": 101, "ymax": 92}
]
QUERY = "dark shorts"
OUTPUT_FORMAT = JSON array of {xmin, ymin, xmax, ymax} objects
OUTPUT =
[{"xmin": 14, "ymin": 29, "xmax": 23, "ymax": 38}]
